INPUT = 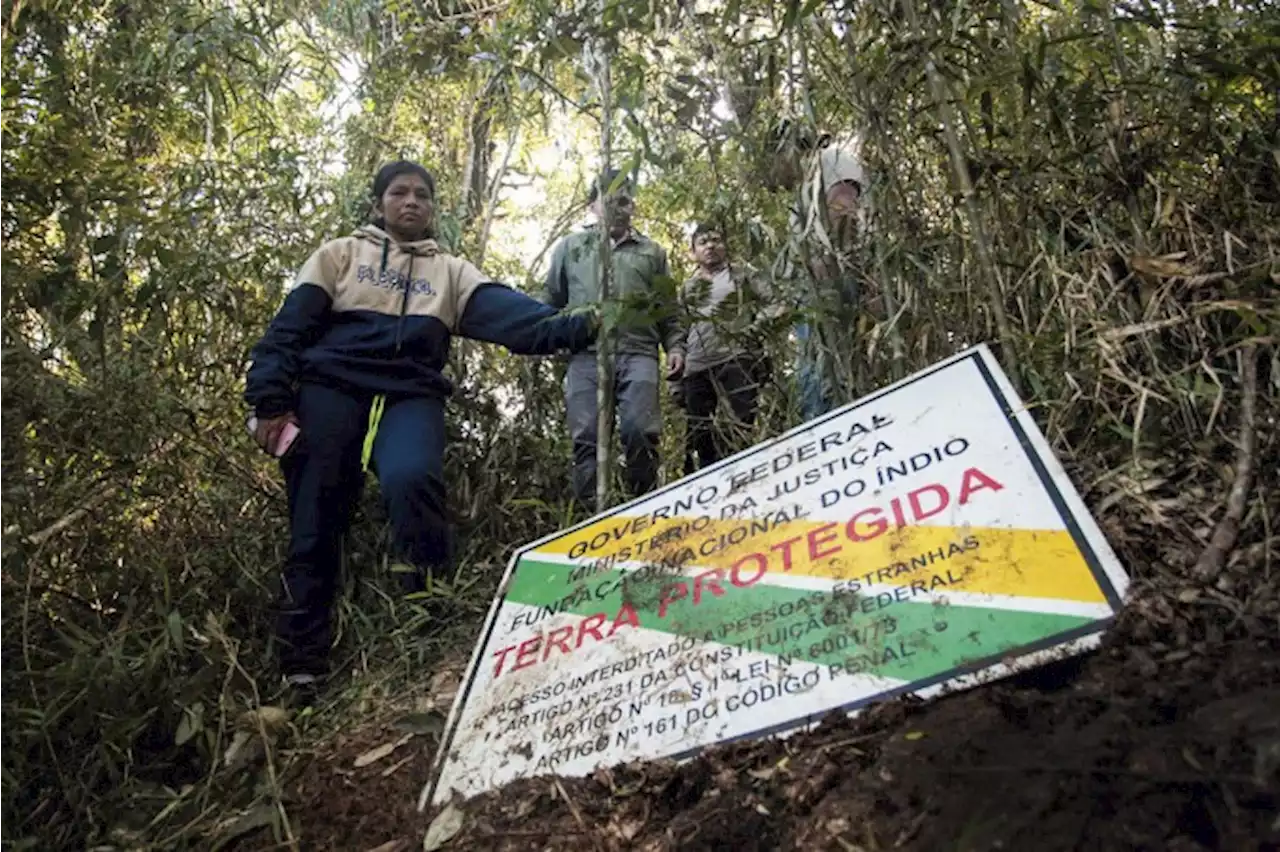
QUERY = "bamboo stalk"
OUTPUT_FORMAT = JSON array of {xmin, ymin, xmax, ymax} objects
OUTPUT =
[
  {"xmin": 1195, "ymin": 345, "xmax": 1260, "ymax": 581},
  {"xmin": 901, "ymin": 0, "xmax": 1019, "ymax": 388},
  {"xmin": 593, "ymin": 15, "xmax": 615, "ymax": 514}
]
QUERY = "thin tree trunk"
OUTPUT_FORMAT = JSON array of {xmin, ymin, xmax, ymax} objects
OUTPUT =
[
  {"xmin": 593, "ymin": 21, "xmax": 615, "ymax": 513},
  {"xmin": 473, "ymin": 123, "xmax": 518, "ymax": 268},
  {"xmin": 458, "ymin": 74, "xmax": 498, "ymax": 232}
]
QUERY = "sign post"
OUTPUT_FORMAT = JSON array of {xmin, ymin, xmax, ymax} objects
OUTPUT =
[{"xmin": 422, "ymin": 345, "xmax": 1128, "ymax": 807}]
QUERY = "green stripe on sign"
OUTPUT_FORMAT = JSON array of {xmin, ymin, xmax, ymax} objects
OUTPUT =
[{"xmin": 506, "ymin": 559, "xmax": 1095, "ymax": 682}]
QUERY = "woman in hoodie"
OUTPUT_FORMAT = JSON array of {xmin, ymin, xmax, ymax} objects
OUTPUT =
[{"xmin": 245, "ymin": 160, "xmax": 595, "ymax": 698}]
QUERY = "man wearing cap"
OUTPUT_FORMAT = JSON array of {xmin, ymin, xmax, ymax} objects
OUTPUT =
[
  {"xmin": 544, "ymin": 171, "xmax": 684, "ymax": 506},
  {"xmin": 797, "ymin": 141, "xmax": 866, "ymax": 419},
  {"xmin": 778, "ymin": 126, "xmax": 868, "ymax": 421}
]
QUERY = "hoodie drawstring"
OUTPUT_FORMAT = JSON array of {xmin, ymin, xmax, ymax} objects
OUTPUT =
[
  {"xmin": 361, "ymin": 394, "xmax": 386, "ymax": 472},
  {"xmin": 361, "ymin": 243, "xmax": 416, "ymax": 473},
  {"xmin": 360, "ymin": 236, "xmax": 394, "ymax": 470}
]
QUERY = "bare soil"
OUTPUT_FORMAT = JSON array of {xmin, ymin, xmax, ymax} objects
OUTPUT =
[{"xmin": 277, "ymin": 572, "xmax": 1279, "ymax": 852}]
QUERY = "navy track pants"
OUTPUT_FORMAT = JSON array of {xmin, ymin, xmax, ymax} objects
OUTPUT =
[{"xmin": 276, "ymin": 382, "xmax": 449, "ymax": 677}]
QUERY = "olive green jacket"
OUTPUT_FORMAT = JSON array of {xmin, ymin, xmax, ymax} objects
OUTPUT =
[{"xmin": 543, "ymin": 227, "xmax": 684, "ymax": 358}]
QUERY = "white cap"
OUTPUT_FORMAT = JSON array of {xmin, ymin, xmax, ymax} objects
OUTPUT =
[{"xmin": 819, "ymin": 145, "xmax": 865, "ymax": 191}]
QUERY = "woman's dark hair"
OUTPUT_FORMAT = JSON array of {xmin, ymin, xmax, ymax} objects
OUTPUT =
[
  {"xmin": 370, "ymin": 160, "xmax": 437, "ymax": 237},
  {"xmin": 373, "ymin": 160, "xmax": 436, "ymax": 200}
]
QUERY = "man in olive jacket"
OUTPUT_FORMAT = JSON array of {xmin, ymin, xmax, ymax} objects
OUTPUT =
[{"xmin": 544, "ymin": 171, "xmax": 684, "ymax": 506}]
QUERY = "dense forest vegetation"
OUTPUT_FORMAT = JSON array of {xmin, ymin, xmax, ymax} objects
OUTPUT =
[{"xmin": 3, "ymin": 0, "xmax": 1276, "ymax": 849}]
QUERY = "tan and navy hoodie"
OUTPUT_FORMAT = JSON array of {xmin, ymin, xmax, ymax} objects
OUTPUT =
[{"xmin": 245, "ymin": 225, "xmax": 594, "ymax": 417}]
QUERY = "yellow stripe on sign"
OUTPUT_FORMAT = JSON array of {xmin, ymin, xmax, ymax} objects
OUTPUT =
[
  {"xmin": 538, "ymin": 514, "xmax": 693, "ymax": 558},
  {"xmin": 535, "ymin": 516, "xmax": 1106, "ymax": 604}
]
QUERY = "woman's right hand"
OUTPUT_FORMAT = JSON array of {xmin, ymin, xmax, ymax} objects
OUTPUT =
[{"xmin": 254, "ymin": 413, "xmax": 297, "ymax": 453}]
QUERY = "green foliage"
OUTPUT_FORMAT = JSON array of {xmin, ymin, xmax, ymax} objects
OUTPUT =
[{"xmin": 3, "ymin": 0, "xmax": 1277, "ymax": 849}]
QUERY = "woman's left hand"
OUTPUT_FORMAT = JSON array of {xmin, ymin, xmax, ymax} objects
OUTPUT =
[{"xmin": 254, "ymin": 413, "xmax": 297, "ymax": 454}]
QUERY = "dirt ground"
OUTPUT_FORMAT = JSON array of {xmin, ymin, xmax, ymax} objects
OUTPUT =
[{"xmin": 274, "ymin": 565, "xmax": 1279, "ymax": 852}]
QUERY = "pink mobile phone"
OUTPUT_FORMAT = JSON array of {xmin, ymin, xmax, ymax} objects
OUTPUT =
[
  {"xmin": 273, "ymin": 421, "xmax": 301, "ymax": 458},
  {"xmin": 247, "ymin": 416, "xmax": 301, "ymax": 458}
]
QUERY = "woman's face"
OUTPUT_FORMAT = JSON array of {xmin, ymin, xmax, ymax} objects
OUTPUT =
[{"xmin": 376, "ymin": 172, "xmax": 434, "ymax": 239}]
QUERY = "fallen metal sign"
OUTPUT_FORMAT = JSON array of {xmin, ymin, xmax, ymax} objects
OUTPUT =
[{"xmin": 422, "ymin": 344, "xmax": 1129, "ymax": 807}]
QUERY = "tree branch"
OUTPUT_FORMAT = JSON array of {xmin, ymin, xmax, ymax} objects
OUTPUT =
[
  {"xmin": 592, "ymin": 19, "xmax": 615, "ymax": 514},
  {"xmin": 1194, "ymin": 344, "xmax": 1259, "ymax": 581}
]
